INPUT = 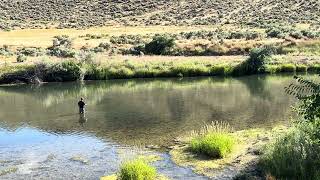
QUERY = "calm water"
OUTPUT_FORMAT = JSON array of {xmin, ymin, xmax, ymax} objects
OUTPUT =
[{"xmin": 0, "ymin": 75, "xmax": 298, "ymax": 179}]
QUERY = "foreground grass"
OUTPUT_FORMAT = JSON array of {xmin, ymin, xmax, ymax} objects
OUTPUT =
[{"xmin": 260, "ymin": 122, "xmax": 320, "ymax": 180}]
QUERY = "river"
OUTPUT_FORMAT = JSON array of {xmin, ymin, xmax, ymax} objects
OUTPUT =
[{"xmin": 0, "ymin": 75, "xmax": 297, "ymax": 179}]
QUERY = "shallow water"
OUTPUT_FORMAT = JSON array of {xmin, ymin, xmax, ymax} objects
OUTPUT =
[{"xmin": 0, "ymin": 75, "xmax": 298, "ymax": 179}]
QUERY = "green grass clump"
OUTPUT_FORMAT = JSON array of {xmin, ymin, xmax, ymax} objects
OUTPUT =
[
  {"xmin": 308, "ymin": 64, "xmax": 320, "ymax": 73},
  {"xmin": 190, "ymin": 132, "xmax": 235, "ymax": 158},
  {"xmin": 210, "ymin": 65, "xmax": 233, "ymax": 76},
  {"xmin": 265, "ymin": 65, "xmax": 281, "ymax": 74},
  {"xmin": 118, "ymin": 159, "xmax": 157, "ymax": 180},
  {"xmin": 279, "ymin": 64, "xmax": 296, "ymax": 72},
  {"xmin": 189, "ymin": 122, "xmax": 235, "ymax": 159},
  {"xmin": 296, "ymin": 65, "xmax": 308, "ymax": 72}
]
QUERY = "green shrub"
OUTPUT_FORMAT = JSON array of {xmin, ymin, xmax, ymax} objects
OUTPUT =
[
  {"xmin": 77, "ymin": 51, "xmax": 95, "ymax": 64},
  {"xmin": 266, "ymin": 28, "xmax": 285, "ymax": 38},
  {"xmin": 280, "ymin": 64, "xmax": 296, "ymax": 72},
  {"xmin": 234, "ymin": 46, "xmax": 275, "ymax": 75},
  {"xmin": 47, "ymin": 35, "xmax": 76, "ymax": 57},
  {"xmin": 260, "ymin": 123, "xmax": 320, "ymax": 180},
  {"xmin": 301, "ymin": 30, "xmax": 320, "ymax": 39},
  {"xmin": 16, "ymin": 54, "xmax": 27, "ymax": 63},
  {"xmin": 91, "ymin": 42, "xmax": 111, "ymax": 53},
  {"xmin": 190, "ymin": 132, "xmax": 234, "ymax": 158},
  {"xmin": 52, "ymin": 35, "xmax": 73, "ymax": 48},
  {"xmin": 145, "ymin": 35, "xmax": 175, "ymax": 55},
  {"xmin": 110, "ymin": 34, "xmax": 143, "ymax": 45},
  {"xmin": 128, "ymin": 44, "xmax": 145, "ymax": 55},
  {"xmin": 18, "ymin": 47, "xmax": 44, "ymax": 57},
  {"xmin": 290, "ymin": 31, "xmax": 304, "ymax": 39},
  {"xmin": 47, "ymin": 47, "xmax": 77, "ymax": 58},
  {"xmin": 226, "ymin": 31, "xmax": 262, "ymax": 40},
  {"xmin": 286, "ymin": 76, "xmax": 320, "ymax": 121},
  {"xmin": 44, "ymin": 61, "xmax": 82, "ymax": 81},
  {"xmin": 118, "ymin": 159, "xmax": 156, "ymax": 180},
  {"xmin": 0, "ymin": 45, "xmax": 13, "ymax": 56},
  {"xmin": 91, "ymin": 46, "xmax": 105, "ymax": 53},
  {"xmin": 98, "ymin": 42, "xmax": 111, "ymax": 50}
]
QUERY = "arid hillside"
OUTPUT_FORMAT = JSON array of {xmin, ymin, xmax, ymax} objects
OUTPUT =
[{"xmin": 0, "ymin": 0, "xmax": 319, "ymax": 29}]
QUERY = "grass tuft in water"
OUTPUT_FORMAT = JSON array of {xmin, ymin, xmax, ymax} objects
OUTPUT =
[
  {"xmin": 189, "ymin": 121, "xmax": 235, "ymax": 159},
  {"xmin": 118, "ymin": 159, "xmax": 157, "ymax": 180}
]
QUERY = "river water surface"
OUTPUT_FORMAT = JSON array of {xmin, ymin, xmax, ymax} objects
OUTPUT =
[{"xmin": 0, "ymin": 75, "xmax": 298, "ymax": 179}]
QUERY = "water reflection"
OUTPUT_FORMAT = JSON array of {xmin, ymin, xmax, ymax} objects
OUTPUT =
[
  {"xmin": 0, "ymin": 75, "xmax": 297, "ymax": 146},
  {"xmin": 78, "ymin": 113, "xmax": 87, "ymax": 127}
]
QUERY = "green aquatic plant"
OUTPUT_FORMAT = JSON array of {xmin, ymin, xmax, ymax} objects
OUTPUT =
[
  {"xmin": 190, "ymin": 132, "xmax": 235, "ymax": 158},
  {"xmin": 189, "ymin": 121, "xmax": 235, "ymax": 158},
  {"xmin": 118, "ymin": 159, "xmax": 157, "ymax": 180}
]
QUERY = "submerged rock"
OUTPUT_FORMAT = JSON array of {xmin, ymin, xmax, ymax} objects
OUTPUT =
[{"xmin": 70, "ymin": 156, "xmax": 89, "ymax": 165}]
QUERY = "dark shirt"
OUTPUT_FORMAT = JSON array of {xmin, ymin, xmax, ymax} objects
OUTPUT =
[{"xmin": 78, "ymin": 101, "xmax": 85, "ymax": 108}]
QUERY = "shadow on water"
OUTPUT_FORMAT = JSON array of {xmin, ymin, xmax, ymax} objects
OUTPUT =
[{"xmin": 0, "ymin": 75, "xmax": 297, "ymax": 146}]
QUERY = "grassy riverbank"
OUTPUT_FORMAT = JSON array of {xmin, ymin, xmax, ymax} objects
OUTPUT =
[{"xmin": 0, "ymin": 54, "xmax": 320, "ymax": 84}]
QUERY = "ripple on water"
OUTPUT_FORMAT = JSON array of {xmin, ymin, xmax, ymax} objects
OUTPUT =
[{"xmin": 0, "ymin": 127, "xmax": 206, "ymax": 180}]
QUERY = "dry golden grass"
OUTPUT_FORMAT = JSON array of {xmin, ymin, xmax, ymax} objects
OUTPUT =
[
  {"xmin": 0, "ymin": 24, "xmax": 264, "ymax": 49},
  {"xmin": 0, "ymin": 25, "xmax": 221, "ymax": 48}
]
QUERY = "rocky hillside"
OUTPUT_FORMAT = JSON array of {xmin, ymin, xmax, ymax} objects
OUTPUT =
[{"xmin": 0, "ymin": 0, "xmax": 319, "ymax": 29}]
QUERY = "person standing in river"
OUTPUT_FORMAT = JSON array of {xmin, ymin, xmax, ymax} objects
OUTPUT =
[{"xmin": 78, "ymin": 97, "xmax": 86, "ymax": 114}]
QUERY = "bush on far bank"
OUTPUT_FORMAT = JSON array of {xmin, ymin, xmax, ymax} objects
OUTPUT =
[{"xmin": 145, "ymin": 35, "xmax": 175, "ymax": 55}]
